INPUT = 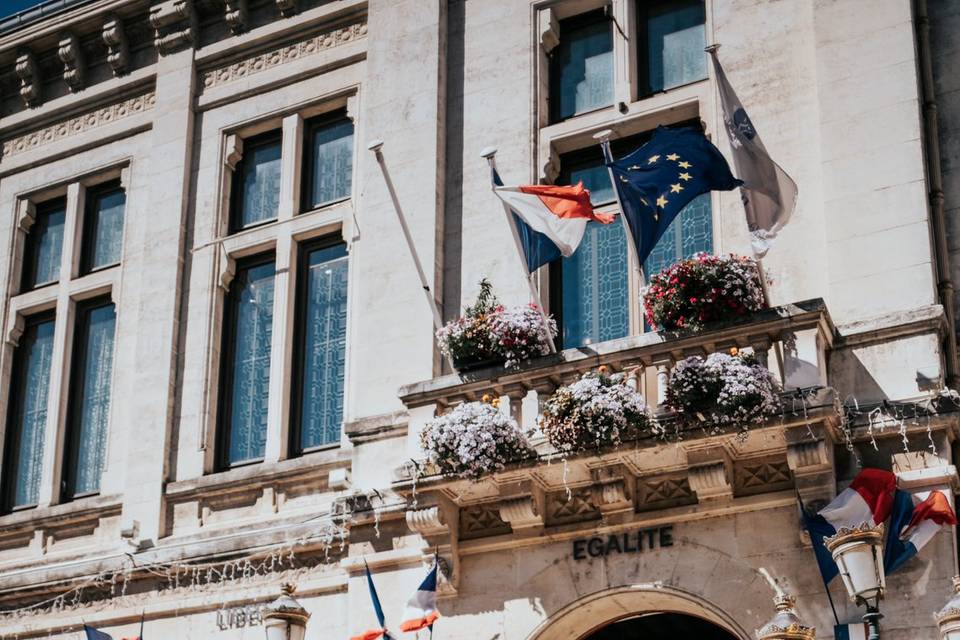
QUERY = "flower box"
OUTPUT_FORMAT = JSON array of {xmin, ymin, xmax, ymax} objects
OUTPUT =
[
  {"xmin": 540, "ymin": 370, "xmax": 657, "ymax": 454},
  {"xmin": 643, "ymin": 253, "xmax": 765, "ymax": 333}
]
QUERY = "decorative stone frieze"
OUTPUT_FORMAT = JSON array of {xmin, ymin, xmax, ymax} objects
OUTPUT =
[
  {"xmin": 498, "ymin": 496, "xmax": 541, "ymax": 529},
  {"xmin": 1, "ymin": 92, "xmax": 156, "ymax": 159},
  {"xmin": 547, "ymin": 488, "xmax": 599, "ymax": 525},
  {"xmin": 58, "ymin": 32, "xmax": 86, "ymax": 92},
  {"xmin": 199, "ymin": 21, "xmax": 368, "ymax": 91},
  {"xmin": 15, "ymin": 50, "xmax": 40, "ymax": 108},
  {"xmin": 102, "ymin": 14, "xmax": 130, "ymax": 76},
  {"xmin": 149, "ymin": 0, "xmax": 198, "ymax": 55},
  {"xmin": 735, "ymin": 459, "xmax": 793, "ymax": 497},
  {"xmin": 459, "ymin": 503, "xmax": 510, "ymax": 540},
  {"xmin": 636, "ymin": 475, "xmax": 696, "ymax": 511},
  {"xmin": 224, "ymin": 0, "xmax": 249, "ymax": 34}
]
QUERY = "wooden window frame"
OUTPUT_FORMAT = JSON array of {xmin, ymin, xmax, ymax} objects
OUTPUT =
[
  {"xmin": 229, "ymin": 130, "xmax": 283, "ymax": 234},
  {"xmin": 79, "ymin": 179, "xmax": 125, "ymax": 276},
  {"xmin": 2, "ymin": 311, "xmax": 56, "ymax": 513},
  {"xmin": 216, "ymin": 251, "xmax": 277, "ymax": 471},
  {"xmin": 61, "ymin": 296, "xmax": 115, "ymax": 503},
  {"xmin": 288, "ymin": 236, "xmax": 348, "ymax": 458},
  {"xmin": 299, "ymin": 110, "xmax": 353, "ymax": 215}
]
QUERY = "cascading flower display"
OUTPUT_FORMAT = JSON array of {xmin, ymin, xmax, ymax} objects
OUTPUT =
[
  {"xmin": 488, "ymin": 304, "xmax": 557, "ymax": 368},
  {"xmin": 539, "ymin": 370, "xmax": 657, "ymax": 454},
  {"xmin": 665, "ymin": 351, "xmax": 780, "ymax": 430},
  {"xmin": 643, "ymin": 253, "xmax": 765, "ymax": 333},
  {"xmin": 419, "ymin": 401, "xmax": 533, "ymax": 480},
  {"xmin": 436, "ymin": 279, "xmax": 556, "ymax": 369}
]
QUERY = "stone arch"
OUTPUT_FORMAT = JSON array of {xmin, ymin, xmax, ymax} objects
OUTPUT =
[{"xmin": 526, "ymin": 584, "xmax": 752, "ymax": 640}]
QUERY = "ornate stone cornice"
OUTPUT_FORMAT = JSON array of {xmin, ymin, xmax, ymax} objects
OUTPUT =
[
  {"xmin": 1, "ymin": 92, "xmax": 156, "ymax": 159},
  {"xmin": 224, "ymin": 0, "xmax": 249, "ymax": 34},
  {"xmin": 200, "ymin": 21, "xmax": 367, "ymax": 91},
  {"xmin": 149, "ymin": 0, "xmax": 197, "ymax": 55}
]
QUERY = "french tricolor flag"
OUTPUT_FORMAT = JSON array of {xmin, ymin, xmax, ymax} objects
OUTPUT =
[
  {"xmin": 884, "ymin": 487, "xmax": 957, "ymax": 574},
  {"xmin": 493, "ymin": 179, "xmax": 614, "ymax": 267},
  {"xmin": 803, "ymin": 469, "xmax": 898, "ymax": 583},
  {"xmin": 399, "ymin": 562, "xmax": 440, "ymax": 633}
]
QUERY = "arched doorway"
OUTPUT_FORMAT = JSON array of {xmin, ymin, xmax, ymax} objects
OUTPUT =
[
  {"xmin": 585, "ymin": 612, "xmax": 738, "ymax": 639},
  {"xmin": 527, "ymin": 585, "xmax": 750, "ymax": 640}
]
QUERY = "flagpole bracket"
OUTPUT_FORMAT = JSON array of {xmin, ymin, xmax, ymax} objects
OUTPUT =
[
  {"xmin": 704, "ymin": 43, "xmax": 721, "ymax": 54},
  {"xmin": 592, "ymin": 129, "xmax": 614, "ymax": 144},
  {"xmin": 479, "ymin": 146, "xmax": 497, "ymax": 159}
]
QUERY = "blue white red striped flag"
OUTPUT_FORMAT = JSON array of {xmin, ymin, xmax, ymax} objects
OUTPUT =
[
  {"xmin": 834, "ymin": 622, "xmax": 868, "ymax": 640},
  {"xmin": 492, "ymin": 179, "xmax": 613, "ymax": 268},
  {"xmin": 351, "ymin": 563, "xmax": 392, "ymax": 640},
  {"xmin": 884, "ymin": 487, "xmax": 957, "ymax": 574},
  {"xmin": 399, "ymin": 562, "xmax": 440, "ymax": 632}
]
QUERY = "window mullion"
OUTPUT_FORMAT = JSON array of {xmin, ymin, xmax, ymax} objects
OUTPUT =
[
  {"xmin": 35, "ymin": 293, "xmax": 73, "ymax": 507},
  {"xmin": 279, "ymin": 113, "xmax": 303, "ymax": 220},
  {"xmin": 263, "ymin": 234, "xmax": 294, "ymax": 464},
  {"xmin": 611, "ymin": 0, "xmax": 635, "ymax": 106},
  {"xmin": 63, "ymin": 183, "xmax": 84, "ymax": 283}
]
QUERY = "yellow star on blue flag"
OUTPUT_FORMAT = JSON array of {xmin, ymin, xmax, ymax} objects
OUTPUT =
[{"xmin": 606, "ymin": 126, "xmax": 741, "ymax": 265}]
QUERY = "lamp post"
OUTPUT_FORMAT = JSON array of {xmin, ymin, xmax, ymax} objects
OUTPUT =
[
  {"xmin": 936, "ymin": 576, "xmax": 960, "ymax": 639},
  {"xmin": 824, "ymin": 523, "xmax": 886, "ymax": 640},
  {"xmin": 755, "ymin": 593, "xmax": 815, "ymax": 640},
  {"xmin": 263, "ymin": 583, "xmax": 310, "ymax": 640}
]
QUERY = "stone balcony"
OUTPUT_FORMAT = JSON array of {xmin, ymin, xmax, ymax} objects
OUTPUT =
[{"xmin": 384, "ymin": 299, "xmax": 855, "ymax": 590}]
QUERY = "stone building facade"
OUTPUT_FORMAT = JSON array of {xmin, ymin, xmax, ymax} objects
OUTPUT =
[{"xmin": 0, "ymin": 0, "xmax": 959, "ymax": 638}]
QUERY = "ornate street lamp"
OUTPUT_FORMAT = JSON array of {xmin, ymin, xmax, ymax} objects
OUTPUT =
[
  {"xmin": 824, "ymin": 523, "xmax": 886, "ymax": 640},
  {"xmin": 263, "ymin": 583, "xmax": 310, "ymax": 640},
  {"xmin": 936, "ymin": 576, "xmax": 960, "ymax": 639},
  {"xmin": 756, "ymin": 593, "xmax": 815, "ymax": 640}
]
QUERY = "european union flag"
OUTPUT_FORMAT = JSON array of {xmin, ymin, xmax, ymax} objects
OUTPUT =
[{"xmin": 607, "ymin": 126, "xmax": 741, "ymax": 266}]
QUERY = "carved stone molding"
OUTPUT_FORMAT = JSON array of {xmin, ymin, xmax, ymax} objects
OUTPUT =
[
  {"xmin": 275, "ymin": 0, "xmax": 296, "ymax": 17},
  {"xmin": 200, "ymin": 21, "xmax": 368, "ymax": 91},
  {"xmin": 406, "ymin": 506, "xmax": 447, "ymax": 537},
  {"xmin": 459, "ymin": 503, "xmax": 510, "ymax": 540},
  {"xmin": 636, "ymin": 475, "xmax": 696, "ymax": 511},
  {"xmin": 6, "ymin": 314, "xmax": 25, "ymax": 347},
  {"xmin": 688, "ymin": 461, "xmax": 733, "ymax": 500},
  {"xmin": 224, "ymin": 133, "xmax": 243, "ymax": 170},
  {"xmin": 150, "ymin": 0, "xmax": 197, "ymax": 55},
  {"xmin": 102, "ymin": 14, "xmax": 130, "ymax": 76},
  {"xmin": 224, "ymin": 0, "xmax": 248, "ymax": 34},
  {"xmin": 1, "ymin": 92, "xmax": 156, "ymax": 159},
  {"xmin": 735, "ymin": 459, "xmax": 792, "ymax": 497},
  {"xmin": 538, "ymin": 8, "xmax": 559, "ymax": 53},
  {"xmin": 498, "ymin": 496, "xmax": 541, "ymax": 529},
  {"xmin": 547, "ymin": 488, "xmax": 599, "ymax": 525},
  {"xmin": 218, "ymin": 252, "xmax": 237, "ymax": 291},
  {"xmin": 17, "ymin": 200, "xmax": 36, "ymax": 233},
  {"xmin": 58, "ymin": 32, "xmax": 86, "ymax": 92},
  {"xmin": 16, "ymin": 50, "xmax": 40, "ymax": 108}
]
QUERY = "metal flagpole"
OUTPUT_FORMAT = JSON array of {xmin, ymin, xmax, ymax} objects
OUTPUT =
[
  {"xmin": 367, "ymin": 140, "xmax": 455, "ymax": 369},
  {"xmin": 593, "ymin": 129, "xmax": 647, "ymax": 290},
  {"xmin": 480, "ymin": 146, "xmax": 557, "ymax": 355}
]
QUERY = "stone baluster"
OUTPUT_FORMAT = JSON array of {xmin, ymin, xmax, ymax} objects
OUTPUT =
[{"xmin": 655, "ymin": 361, "xmax": 671, "ymax": 408}]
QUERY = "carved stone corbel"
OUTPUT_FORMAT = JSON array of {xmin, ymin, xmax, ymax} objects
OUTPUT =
[
  {"xmin": 406, "ymin": 506, "xmax": 447, "ymax": 537},
  {"xmin": 540, "ymin": 149, "xmax": 560, "ymax": 184},
  {"xmin": 17, "ymin": 199, "xmax": 36, "ymax": 233},
  {"xmin": 6, "ymin": 314, "xmax": 25, "ymax": 347},
  {"xmin": 224, "ymin": 134, "xmax": 244, "ymax": 171},
  {"xmin": 149, "ymin": 0, "xmax": 198, "ymax": 55},
  {"xmin": 687, "ymin": 461, "xmax": 732, "ymax": 500},
  {"xmin": 275, "ymin": 0, "xmax": 296, "ymax": 17},
  {"xmin": 58, "ymin": 32, "xmax": 85, "ymax": 92},
  {"xmin": 538, "ymin": 8, "xmax": 560, "ymax": 54},
  {"xmin": 498, "ymin": 496, "xmax": 542, "ymax": 529},
  {"xmin": 218, "ymin": 251, "xmax": 236, "ymax": 291},
  {"xmin": 785, "ymin": 422, "xmax": 836, "ymax": 505},
  {"xmin": 224, "ymin": 0, "xmax": 248, "ymax": 34},
  {"xmin": 16, "ymin": 50, "xmax": 40, "ymax": 108},
  {"xmin": 345, "ymin": 94, "xmax": 360, "ymax": 123},
  {"xmin": 102, "ymin": 14, "xmax": 130, "ymax": 76}
]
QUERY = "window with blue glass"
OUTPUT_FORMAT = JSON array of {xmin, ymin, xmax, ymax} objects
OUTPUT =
[
  {"xmin": 218, "ymin": 255, "xmax": 275, "ymax": 468},
  {"xmin": 231, "ymin": 131, "xmax": 282, "ymax": 232},
  {"xmin": 553, "ymin": 130, "xmax": 713, "ymax": 348},
  {"xmin": 638, "ymin": 0, "xmax": 707, "ymax": 96},
  {"xmin": 81, "ymin": 181, "xmax": 125, "ymax": 274},
  {"xmin": 3, "ymin": 314, "xmax": 54, "ymax": 511},
  {"xmin": 21, "ymin": 198, "xmax": 66, "ymax": 291},
  {"xmin": 291, "ymin": 240, "xmax": 348, "ymax": 453},
  {"xmin": 62, "ymin": 299, "xmax": 116, "ymax": 500},
  {"xmin": 549, "ymin": 10, "xmax": 614, "ymax": 123},
  {"xmin": 302, "ymin": 113, "xmax": 354, "ymax": 212}
]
